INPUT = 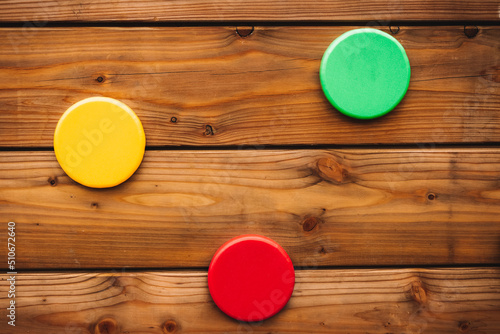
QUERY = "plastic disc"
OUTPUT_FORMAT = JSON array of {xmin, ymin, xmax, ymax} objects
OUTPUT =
[
  {"xmin": 320, "ymin": 28, "xmax": 411, "ymax": 119},
  {"xmin": 54, "ymin": 97, "xmax": 146, "ymax": 188},
  {"xmin": 208, "ymin": 235, "xmax": 295, "ymax": 322}
]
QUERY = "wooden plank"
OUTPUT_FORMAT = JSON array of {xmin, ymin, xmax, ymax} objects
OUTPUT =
[
  {"xmin": 0, "ymin": 268, "xmax": 499, "ymax": 333},
  {"xmin": 0, "ymin": 26, "xmax": 499, "ymax": 147},
  {"xmin": 1, "ymin": 148, "xmax": 500, "ymax": 269},
  {"xmin": 0, "ymin": 0, "xmax": 499, "ymax": 22}
]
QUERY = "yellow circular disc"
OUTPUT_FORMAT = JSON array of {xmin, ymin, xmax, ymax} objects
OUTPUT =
[{"xmin": 54, "ymin": 97, "xmax": 146, "ymax": 188}]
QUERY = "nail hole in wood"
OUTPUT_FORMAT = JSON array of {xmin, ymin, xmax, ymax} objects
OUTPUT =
[
  {"xmin": 91, "ymin": 202, "xmax": 99, "ymax": 209},
  {"xmin": 48, "ymin": 176, "xmax": 58, "ymax": 187},
  {"xmin": 464, "ymin": 25, "xmax": 478, "ymax": 39},
  {"xmin": 236, "ymin": 26, "xmax": 254, "ymax": 38},
  {"xmin": 389, "ymin": 26, "xmax": 400, "ymax": 34}
]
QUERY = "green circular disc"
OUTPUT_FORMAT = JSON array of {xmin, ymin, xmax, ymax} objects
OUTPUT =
[{"xmin": 320, "ymin": 28, "xmax": 411, "ymax": 119}]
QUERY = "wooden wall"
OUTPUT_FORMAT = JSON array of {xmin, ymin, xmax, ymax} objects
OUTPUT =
[{"xmin": 0, "ymin": 1, "xmax": 499, "ymax": 333}]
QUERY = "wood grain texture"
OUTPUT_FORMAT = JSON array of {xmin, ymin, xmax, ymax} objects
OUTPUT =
[
  {"xmin": 0, "ymin": 0, "xmax": 499, "ymax": 22},
  {"xmin": 1, "ymin": 148, "xmax": 500, "ymax": 269},
  {"xmin": 0, "ymin": 26, "xmax": 499, "ymax": 147},
  {"xmin": 0, "ymin": 268, "xmax": 499, "ymax": 333}
]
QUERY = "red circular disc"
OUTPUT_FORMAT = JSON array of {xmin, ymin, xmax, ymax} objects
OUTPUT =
[{"xmin": 208, "ymin": 235, "xmax": 295, "ymax": 322}]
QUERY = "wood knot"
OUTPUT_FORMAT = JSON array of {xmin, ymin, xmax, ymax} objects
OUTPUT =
[
  {"xmin": 163, "ymin": 320, "xmax": 178, "ymax": 333},
  {"xmin": 111, "ymin": 276, "xmax": 122, "ymax": 288},
  {"xmin": 91, "ymin": 202, "xmax": 99, "ymax": 209},
  {"xmin": 170, "ymin": 116, "xmax": 178, "ymax": 123},
  {"xmin": 427, "ymin": 193, "xmax": 436, "ymax": 201},
  {"xmin": 317, "ymin": 157, "xmax": 346, "ymax": 184},
  {"xmin": 94, "ymin": 318, "xmax": 118, "ymax": 334},
  {"xmin": 48, "ymin": 176, "xmax": 58, "ymax": 187},
  {"xmin": 204, "ymin": 124, "xmax": 215, "ymax": 136},
  {"xmin": 411, "ymin": 281, "xmax": 427, "ymax": 305},
  {"xmin": 302, "ymin": 217, "xmax": 320, "ymax": 232},
  {"xmin": 459, "ymin": 321, "xmax": 471, "ymax": 332},
  {"xmin": 236, "ymin": 26, "xmax": 254, "ymax": 38}
]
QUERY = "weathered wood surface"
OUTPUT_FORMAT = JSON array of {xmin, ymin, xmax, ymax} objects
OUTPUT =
[
  {"xmin": 1, "ymin": 26, "xmax": 499, "ymax": 147},
  {"xmin": 0, "ymin": 0, "xmax": 499, "ymax": 22},
  {"xmin": 0, "ymin": 268, "xmax": 499, "ymax": 333},
  {"xmin": 1, "ymin": 148, "xmax": 500, "ymax": 269}
]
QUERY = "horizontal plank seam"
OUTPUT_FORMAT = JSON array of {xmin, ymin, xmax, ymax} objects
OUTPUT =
[{"xmin": 2, "ymin": 143, "xmax": 500, "ymax": 153}]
